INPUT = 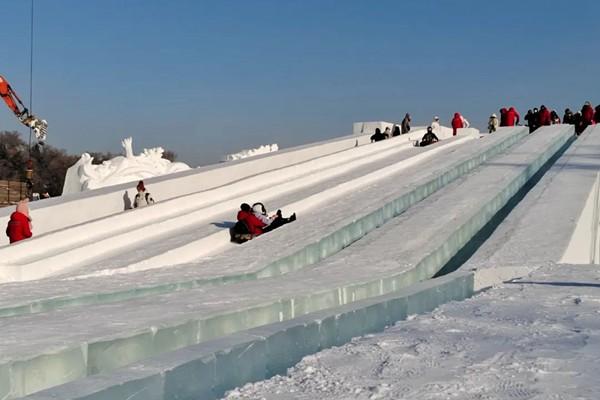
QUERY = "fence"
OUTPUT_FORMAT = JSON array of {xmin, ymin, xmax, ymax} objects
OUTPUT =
[{"xmin": 0, "ymin": 180, "xmax": 27, "ymax": 206}]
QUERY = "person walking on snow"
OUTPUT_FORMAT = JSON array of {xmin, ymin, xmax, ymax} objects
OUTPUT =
[
  {"xmin": 581, "ymin": 101, "xmax": 595, "ymax": 131},
  {"xmin": 538, "ymin": 105, "xmax": 552, "ymax": 127},
  {"xmin": 430, "ymin": 116, "xmax": 441, "ymax": 134},
  {"xmin": 488, "ymin": 114, "xmax": 499, "ymax": 133},
  {"xmin": 6, "ymin": 199, "xmax": 32, "ymax": 244},
  {"xmin": 506, "ymin": 107, "xmax": 520, "ymax": 126},
  {"xmin": 550, "ymin": 110, "xmax": 561, "ymax": 124},
  {"xmin": 563, "ymin": 108, "xmax": 574, "ymax": 125},
  {"xmin": 499, "ymin": 108, "xmax": 508, "ymax": 127},
  {"xmin": 595, "ymin": 105, "xmax": 600, "ymax": 124},
  {"xmin": 133, "ymin": 180, "xmax": 155, "ymax": 208},
  {"xmin": 451, "ymin": 113, "xmax": 464, "ymax": 136},
  {"xmin": 401, "ymin": 113, "xmax": 411, "ymax": 134}
]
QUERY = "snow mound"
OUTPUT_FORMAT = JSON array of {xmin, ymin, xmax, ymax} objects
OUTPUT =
[
  {"xmin": 62, "ymin": 137, "xmax": 190, "ymax": 194},
  {"xmin": 223, "ymin": 143, "xmax": 279, "ymax": 162}
]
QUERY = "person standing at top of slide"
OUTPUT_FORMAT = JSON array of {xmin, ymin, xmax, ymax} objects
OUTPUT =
[
  {"xmin": 401, "ymin": 113, "xmax": 411, "ymax": 134},
  {"xmin": 430, "ymin": 116, "xmax": 441, "ymax": 134},
  {"xmin": 451, "ymin": 113, "xmax": 464, "ymax": 136},
  {"xmin": 505, "ymin": 107, "xmax": 520, "ymax": 126}
]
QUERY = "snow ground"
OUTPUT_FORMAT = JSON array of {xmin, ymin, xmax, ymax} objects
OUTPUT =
[{"xmin": 224, "ymin": 263, "xmax": 600, "ymax": 400}]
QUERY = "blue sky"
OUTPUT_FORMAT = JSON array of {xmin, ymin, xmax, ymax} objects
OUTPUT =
[{"xmin": 2, "ymin": 0, "xmax": 599, "ymax": 165}]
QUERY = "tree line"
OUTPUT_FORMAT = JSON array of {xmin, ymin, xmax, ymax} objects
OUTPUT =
[{"xmin": 0, "ymin": 131, "xmax": 176, "ymax": 197}]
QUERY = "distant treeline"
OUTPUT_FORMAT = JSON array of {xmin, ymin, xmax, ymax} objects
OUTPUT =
[{"xmin": 0, "ymin": 131, "xmax": 176, "ymax": 197}]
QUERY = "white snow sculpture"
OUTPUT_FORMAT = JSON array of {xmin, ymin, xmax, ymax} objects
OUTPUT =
[
  {"xmin": 62, "ymin": 137, "xmax": 190, "ymax": 194},
  {"xmin": 222, "ymin": 144, "xmax": 279, "ymax": 162}
]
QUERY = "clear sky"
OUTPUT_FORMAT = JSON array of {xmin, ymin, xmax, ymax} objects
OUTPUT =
[{"xmin": 2, "ymin": 0, "xmax": 599, "ymax": 166}]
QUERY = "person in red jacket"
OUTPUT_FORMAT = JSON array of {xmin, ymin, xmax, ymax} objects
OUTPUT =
[
  {"xmin": 538, "ymin": 105, "xmax": 552, "ymax": 127},
  {"xmin": 6, "ymin": 199, "xmax": 32, "ymax": 244},
  {"xmin": 236, "ymin": 203, "xmax": 266, "ymax": 236},
  {"xmin": 581, "ymin": 101, "xmax": 595, "ymax": 130},
  {"xmin": 505, "ymin": 107, "xmax": 520, "ymax": 126},
  {"xmin": 451, "ymin": 113, "xmax": 464, "ymax": 136}
]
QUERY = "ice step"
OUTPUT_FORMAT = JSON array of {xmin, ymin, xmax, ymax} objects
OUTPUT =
[{"xmin": 22, "ymin": 271, "xmax": 474, "ymax": 400}]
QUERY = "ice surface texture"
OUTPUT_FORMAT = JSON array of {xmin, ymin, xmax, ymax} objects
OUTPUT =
[
  {"xmin": 22, "ymin": 271, "xmax": 474, "ymax": 400},
  {"xmin": 0, "ymin": 130, "xmax": 514, "ymax": 317},
  {"xmin": 0, "ymin": 131, "xmax": 379, "ymax": 245}
]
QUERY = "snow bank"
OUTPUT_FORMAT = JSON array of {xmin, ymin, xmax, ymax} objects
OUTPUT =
[{"xmin": 222, "ymin": 144, "xmax": 279, "ymax": 162}]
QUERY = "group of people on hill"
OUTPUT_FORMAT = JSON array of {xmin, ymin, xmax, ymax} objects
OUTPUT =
[
  {"xmin": 486, "ymin": 102, "xmax": 598, "ymax": 135},
  {"xmin": 369, "ymin": 113, "xmax": 415, "ymax": 142},
  {"xmin": 562, "ymin": 102, "xmax": 599, "ymax": 134}
]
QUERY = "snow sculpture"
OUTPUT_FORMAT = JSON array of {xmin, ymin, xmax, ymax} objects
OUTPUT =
[
  {"xmin": 62, "ymin": 137, "xmax": 190, "ymax": 194},
  {"xmin": 223, "ymin": 144, "xmax": 279, "ymax": 162}
]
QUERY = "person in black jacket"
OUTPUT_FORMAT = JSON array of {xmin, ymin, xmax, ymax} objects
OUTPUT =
[
  {"xmin": 401, "ymin": 113, "xmax": 411, "ymax": 134},
  {"xmin": 417, "ymin": 126, "xmax": 439, "ymax": 147},
  {"xmin": 563, "ymin": 108, "xmax": 573, "ymax": 125},
  {"xmin": 370, "ymin": 128, "xmax": 386, "ymax": 142}
]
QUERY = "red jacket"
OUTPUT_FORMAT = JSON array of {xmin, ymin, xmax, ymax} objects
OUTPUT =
[
  {"xmin": 538, "ymin": 108, "xmax": 551, "ymax": 126},
  {"xmin": 451, "ymin": 113, "xmax": 463, "ymax": 135},
  {"xmin": 582, "ymin": 104, "xmax": 595, "ymax": 125},
  {"xmin": 6, "ymin": 211, "xmax": 32, "ymax": 244},
  {"xmin": 506, "ymin": 107, "xmax": 520, "ymax": 126},
  {"xmin": 237, "ymin": 210, "xmax": 266, "ymax": 236}
]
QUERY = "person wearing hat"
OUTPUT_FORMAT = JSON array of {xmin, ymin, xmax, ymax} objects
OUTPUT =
[
  {"xmin": 133, "ymin": 180, "xmax": 155, "ymax": 208},
  {"xmin": 6, "ymin": 198, "xmax": 33, "ymax": 244},
  {"xmin": 417, "ymin": 126, "xmax": 439, "ymax": 147},
  {"xmin": 430, "ymin": 116, "xmax": 440, "ymax": 135},
  {"xmin": 488, "ymin": 113, "xmax": 499, "ymax": 133}
]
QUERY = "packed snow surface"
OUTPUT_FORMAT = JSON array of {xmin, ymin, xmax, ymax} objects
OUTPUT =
[
  {"xmin": 62, "ymin": 137, "xmax": 190, "ymax": 193},
  {"xmin": 223, "ymin": 143, "xmax": 279, "ymax": 161},
  {"xmin": 223, "ymin": 263, "xmax": 600, "ymax": 400}
]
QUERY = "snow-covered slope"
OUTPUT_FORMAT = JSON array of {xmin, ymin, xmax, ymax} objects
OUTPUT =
[{"xmin": 3, "ymin": 125, "xmax": 586, "ymax": 400}]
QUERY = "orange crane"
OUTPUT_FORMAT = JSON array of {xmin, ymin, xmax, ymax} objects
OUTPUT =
[{"xmin": 0, "ymin": 75, "xmax": 47, "ymax": 143}]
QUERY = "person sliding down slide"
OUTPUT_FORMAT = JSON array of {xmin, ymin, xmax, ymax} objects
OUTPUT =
[
  {"xmin": 230, "ymin": 203, "xmax": 296, "ymax": 244},
  {"xmin": 252, "ymin": 202, "xmax": 296, "ymax": 233},
  {"xmin": 0, "ymin": 75, "xmax": 48, "ymax": 143}
]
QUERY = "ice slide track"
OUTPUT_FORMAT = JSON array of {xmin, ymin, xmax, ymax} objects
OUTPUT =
[
  {"xmin": 0, "ymin": 128, "xmax": 527, "ymax": 319},
  {"xmin": 0, "ymin": 131, "xmax": 469, "ymax": 283},
  {"xmin": 0, "ymin": 131, "xmax": 419, "ymax": 261},
  {"xmin": 1, "ymin": 126, "xmax": 573, "ymax": 399}
]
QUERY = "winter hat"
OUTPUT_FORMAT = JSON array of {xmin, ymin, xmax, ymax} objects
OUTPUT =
[
  {"xmin": 434, "ymin": 116, "xmax": 439, "ymax": 121},
  {"xmin": 252, "ymin": 203, "xmax": 266, "ymax": 215},
  {"xmin": 491, "ymin": 113, "xmax": 497, "ymax": 118},
  {"xmin": 136, "ymin": 180, "xmax": 145, "ymax": 192},
  {"xmin": 16, "ymin": 199, "xmax": 30, "ymax": 217}
]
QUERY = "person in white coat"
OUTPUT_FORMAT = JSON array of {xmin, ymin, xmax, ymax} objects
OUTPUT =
[
  {"xmin": 133, "ymin": 180, "xmax": 155, "ymax": 208},
  {"xmin": 461, "ymin": 115, "xmax": 470, "ymax": 128},
  {"xmin": 430, "ymin": 116, "xmax": 441, "ymax": 134}
]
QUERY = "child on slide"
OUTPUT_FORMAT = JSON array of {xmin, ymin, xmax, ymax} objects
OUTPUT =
[{"xmin": 252, "ymin": 202, "xmax": 296, "ymax": 233}]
